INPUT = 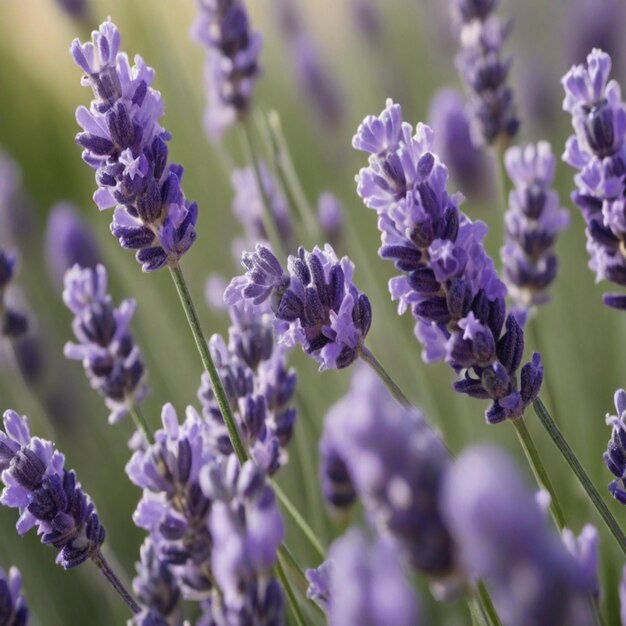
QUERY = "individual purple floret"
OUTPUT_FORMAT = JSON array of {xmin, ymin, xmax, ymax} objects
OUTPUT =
[
  {"xmin": 561, "ymin": 49, "xmax": 626, "ymax": 309},
  {"xmin": 0, "ymin": 565, "xmax": 28, "ymax": 626},
  {"xmin": 562, "ymin": 524, "xmax": 600, "ymax": 600},
  {"xmin": 225, "ymin": 244, "xmax": 372, "ymax": 370},
  {"xmin": 501, "ymin": 142, "xmax": 570, "ymax": 310},
  {"xmin": 321, "ymin": 529, "xmax": 421, "ymax": 626},
  {"xmin": 353, "ymin": 100, "xmax": 542, "ymax": 423},
  {"xmin": 0, "ymin": 250, "xmax": 28, "ymax": 339},
  {"xmin": 320, "ymin": 366, "xmax": 456, "ymax": 580},
  {"xmin": 428, "ymin": 88, "xmax": 492, "ymax": 199},
  {"xmin": 0, "ymin": 410, "xmax": 105, "ymax": 568},
  {"xmin": 45, "ymin": 202, "xmax": 102, "ymax": 290},
  {"xmin": 71, "ymin": 19, "xmax": 198, "ymax": 272},
  {"xmin": 317, "ymin": 192, "xmax": 343, "ymax": 249},
  {"xmin": 230, "ymin": 163, "xmax": 293, "ymax": 252},
  {"xmin": 198, "ymin": 301, "xmax": 296, "ymax": 474},
  {"xmin": 305, "ymin": 560, "xmax": 331, "ymax": 611},
  {"xmin": 63, "ymin": 264, "xmax": 147, "ymax": 424},
  {"xmin": 603, "ymin": 388, "xmax": 626, "ymax": 503},
  {"xmin": 452, "ymin": 0, "xmax": 519, "ymax": 147},
  {"xmin": 442, "ymin": 445, "xmax": 594, "ymax": 626},
  {"xmin": 131, "ymin": 537, "xmax": 182, "ymax": 626},
  {"xmin": 191, "ymin": 0, "xmax": 262, "ymax": 141}
]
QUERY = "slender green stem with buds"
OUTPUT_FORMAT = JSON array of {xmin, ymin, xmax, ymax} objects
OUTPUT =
[{"xmin": 91, "ymin": 550, "xmax": 140, "ymax": 615}]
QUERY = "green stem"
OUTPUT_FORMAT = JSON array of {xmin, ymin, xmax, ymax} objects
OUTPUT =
[
  {"xmin": 533, "ymin": 397, "xmax": 626, "ymax": 555},
  {"xmin": 129, "ymin": 404, "xmax": 153, "ymax": 442},
  {"xmin": 358, "ymin": 343, "xmax": 412, "ymax": 408},
  {"xmin": 168, "ymin": 264, "xmax": 248, "ymax": 465},
  {"xmin": 272, "ymin": 480, "xmax": 326, "ymax": 560},
  {"xmin": 91, "ymin": 550, "xmax": 140, "ymax": 615},
  {"xmin": 468, "ymin": 598, "xmax": 489, "ymax": 626},
  {"xmin": 276, "ymin": 553, "xmax": 308, "ymax": 626},
  {"xmin": 512, "ymin": 417, "xmax": 566, "ymax": 530},
  {"xmin": 477, "ymin": 581, "xmax": 502, "ymax": 626},
  {"xmin": 528, "ymin": 318, "xmax": 558, "ymax": 422},
  {"xmin": 278, "ymin": 544, "xmax": 326, "ymax": 618}
]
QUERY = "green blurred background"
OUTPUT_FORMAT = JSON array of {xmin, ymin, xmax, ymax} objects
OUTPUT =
[{"xmin": 0, "ymin": 0, "xmax": 624, "ymax": 623}]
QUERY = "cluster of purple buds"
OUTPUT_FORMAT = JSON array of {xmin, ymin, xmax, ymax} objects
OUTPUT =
[
  {"xmin": 191, "ymin": 0, "xmax": 262, "ymax": 141},
  {"xmin": 603, "ymin": 388, "xmax": 626, "ymax": 503},
  {"xmin": 307, "ymin": 529, "xmax": 421, "ymax": 626},
  {"xmin": 63, "ymin": 264, "xmax": 148, "ymax": 425},
  {"xmin": 0, "ymin": 410, "xmax": 105, "ymax": 569},
  {"xmin": 71, "ymin": 20, "xmax": 198, "ymax": 272},
  {"xmin": 198, "ymin": 300, "xmax": 297, "ymax": 474},
  {"xmin": 130, "ymin": 537, "xmax": 182, "ymax": 626},
  {"xmin": 0, "ymin": 251, "xmax": 28, "ymax": 339},
  {"xmin": 320, "ymin": 366, "xmax": 457, "ymax": 579},
  {"xmin": 452, "ymin": 0, "xmax": 519, "ymax": 147},
  {"xmin": 127, "ymin": 404, "xmax": 285, "ymax": 621},
  {"xmin": 225, "ymin": 244, "xmax": 372, "ymax": 370},
  {"xmin": 561, "ymin": 49, "xmax": 626, "ymax": 309},
  {"xmin": 230, "ymin": 163, "xmax": 293, "ymax": 254},
  {"xmin": 442, "ymin": 446, "xmax": 595, "ymax": 625},
  {"xmin": 353, "ymin": 100, "xmax": 542, "ymax": 423},
  {"xmin": 0, "ymin": 565, "xmax": 28, "ymax": 626},
  {"xmin": 501, "ymin": 142, "xmax": 570, "ymax": 310}
]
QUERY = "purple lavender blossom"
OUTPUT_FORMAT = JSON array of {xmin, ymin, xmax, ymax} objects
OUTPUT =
[
  {"xmin": 603, "ymin": 388, "xmax": 626, "ymax": 503},
  {"xmin": 198, "ymin": 300, "xmax": 297, "ymax": 474},
  {"xmin": 452, "ymin": 0, "xmax": 519, "ymax": 147},
  {"xmin": 45, "ymin": 202, "xmax": 102, "ymax": 290},
  {"xmin": 225, "ymin": 244, "xmax": 372, "ymax": 370},
  {"xmin": 191, "ymin": 0, "xmax": 262, "ymax": 141},
  {"xmin": 71, "ymin": 19, "xmax": 198, "ymax": 272},
  {"xmin": 501, "ymin": 142, "xmax": 570, "ymax": 309},
  {"xmin": 0, "ymin": 410, "xmax": 105, "ymax": 568},
  {"xmin": 353, "ymin": 100, "xmax": 542, "ymax": 423},
  {"xmin": 131, "ymin": 537, "xmax": 182, "ymax": 626},
  {"xmin": 442, "ymin": 445, "xmax": 594, "ymax": 626},
  {"xmin": 0, "ymin": 565, "xmax": 28, "ymax": 626},
  {"xmin": 562, "ymin": 524, "xmax": 600, "ymax": 600},
  {"xmin": 317, "ymin": 192, "xmax": 343, "ymax": 249},
  {"xmin": 0, "ymin": 251, "xmax": 28, "ymax": 339},
  {"xmin": 322, "ymin": 529, "xmax": 421, "ymax": 626},
  {"xmin": 428, "ymin": 88, "xmax": 492, "ymax": 198},
  {"xmin": 230, "ymin": 163, "xmax": 293, "ymax": 252},
  {"xmin": 63, "ymin": 264, "xmax": 148, "ymax": 424},
  {"xmin": 561, "ymin": 49, "xmax": 626, "ymax": 309},
  {"xmin": 320, "ymin": 366, "xmax": 456, "ymax": 578},
  {"xmin": 305, "ymin": 560, "xmax": 331, "ymax": 611}
]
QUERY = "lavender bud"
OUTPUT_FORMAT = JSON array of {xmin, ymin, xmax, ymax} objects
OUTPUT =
[
  {"xmin": 562, "ymin": 524, "xmax": 600, "ymax": 600},
  {"xmin": 0, "ymin": 565, "xmax": 28, "ymax": 626},
  {"xmin": 0, "ymin": 250, "xmax": 28, "ymax": 340},
  {"xmin": 603, "ymin": 388, "xmax": 626, "ymax": 503}
]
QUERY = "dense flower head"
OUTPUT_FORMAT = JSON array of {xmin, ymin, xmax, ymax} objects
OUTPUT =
[
  {"xmin": 0, "ymin": 565, "xmax": 28, "ymax": 626},
  {"xmin": 428, "ymin": 87, "xmax": 491, "ymax": 199},
  {"xmin": 501, "ymin": 142, "xmax": 570, "ymax": 309},
  {"xmin": 0, "ymin": 410, "xmax": 105, "ymax": 569},
  {"xmin": 561, "ymin": 48, "xmax": 626, "ymax": 309},
  {"xmin": 320, "ymin": 366, "xmax": 456, "ymax": 579},
  {"xmin": 45, "ymin": 202, "xmax": 102, "ymax": 290},
  {"xmin": 452, "ymin": 0, "xmax": 519, "ymax": 147},
  {"xmin": 603, "ymin": 388, "xmax": 626, "ymax": 503},
  {"xmin": 70, "ymin": 19, "xmax": 198, "ymax": 271},
  {"xmin": 317, "ymin": 529, "xmax": 421, "ymax": 626},
  {"xmin": 0, "ymin": 250, "xmax": 28, "ymax": 339},
  {"xmin": 225, "ymin": 244, "xmax": 372, "ymax": 370},
  {"xmin": 63, "ymin": 264, "xmax": 148, "ymax": 424},
  {"xmin": 198, "ymin": 300, "xmax": 297, "ymax": 474},
  {"xmin": 191, "ymin": 0, "xmax": 262, "ymax": 140},
  {"xmin": 354, "ymin": 100, "xmax": 543, "ymax": 423},
  {"xmin": 442, "ymin": 446, "xmax": 595, "ymax": 626}
]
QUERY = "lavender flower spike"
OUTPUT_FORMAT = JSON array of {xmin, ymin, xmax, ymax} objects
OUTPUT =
[
  {"xmin": 71, "ymin": 19, "xmax": 198, "ymax": 272},
  {"xmin": 0, "ymin": 565, "xmax": 28, "ymax": 626},
  {"xmin": 453, "ymin": 0, "xmax": 519, "ymax": 147},
  {"xmin": 0, "ymin": 410, "xmax": 105, "ymax": 568},
  {"xmin": 225, "ymin": 244, "xmax": 372, "ymax": 370},
  {"xmin": 501, "ymin": 141, "xmax": 570, "ymax": 310},
  {"xmin": 191, "ymin": 0, "xmax": 262, "ymax": 141},
  {"xmin": 442, "ymin": 445, "xmax": 594, "ymax": 626},
  {"xmin": 320, "ymin": 365, "xmax": 457, "ymax": 581},
  {"xmin": 321, "ymin": 529, "xmax": 421, "ymax": 626},
  {"xmin": 561, "ymin": 49, "xmax": 626, "ymax": 309},
  {"xmin": 603, "ymin": 388, "xmax": 626, "ymax": 503},
  {"xmin": 354, "ymin": 100, "xmax": 543, "ymax": 423},
  {"xmin": 63, "ymin": 264, "xmax": 148, "ymax": 424}
]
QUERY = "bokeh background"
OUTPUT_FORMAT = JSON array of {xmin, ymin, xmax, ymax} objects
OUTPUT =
[{"xmin": 0, "ymin": 0, "xmax": 625, "ymax": 623}]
